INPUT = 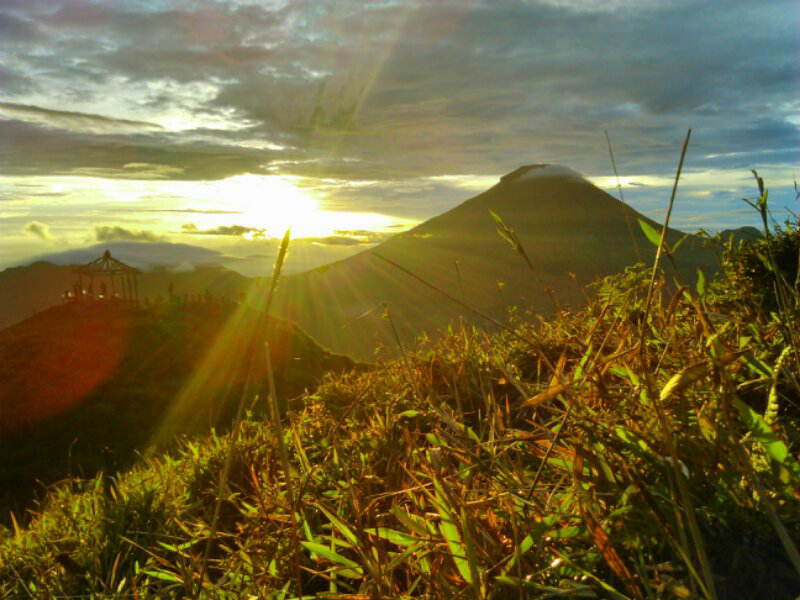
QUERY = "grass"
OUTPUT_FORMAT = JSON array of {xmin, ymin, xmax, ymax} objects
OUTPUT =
[
  {"xmin": 0, "ymin": 299, "xmax": 353, "ymax": 524},
  {"xmin": 1, "ymin": 179, "xmax": 799, "ymax": 598}
]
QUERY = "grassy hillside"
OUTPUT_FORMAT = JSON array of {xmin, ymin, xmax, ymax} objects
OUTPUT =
[
  {"xmin": 2, "ymin": 219, "xmax": 797, "ymax": 599},
  {"xmin": 271, "ymin": 168, "xmax": 717, "ymax": 361},
  {"xmin": 0, "ymin": 301, "xmax": 353, "ymax": 521}
]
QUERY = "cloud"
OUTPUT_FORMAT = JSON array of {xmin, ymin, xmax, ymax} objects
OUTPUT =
[
  {"xmin": 182, "ymin": 223, "xmax": 266, "ymax": 237},
  {"xmin": 331, "ymin": 230, "xmax": 394, "ymax": 243},
  {"xmin": 23, "ymin": 220, "xmax": 53, "ymax": 240},
  {"xmin": 0, "ymin": 102, "xmax": 164, "ymax": 134},
  {"xmin": 95, "ymin": 225, "xmax": 164, "ymax": 242},
  {"xmin": 0, "ymin": 12, "xmax": 44, "ymax": 43},
  {"xmin": 136, "ymin": 208, "xmax": 243, "ymax": 215},
  {"xmin": 312, "ymin": 236, "xmax": 364, "ymax": 246},
  {"xmin": 0, "ymin": 120, "xmax": 272, "ymax": 181},
  {"xmin": 0, "ymin": 0, "xmax": 797, "ymax": 255},
  {"xmin": 0, "ymin": 0, "xmax": 796, "ymax": 185}
]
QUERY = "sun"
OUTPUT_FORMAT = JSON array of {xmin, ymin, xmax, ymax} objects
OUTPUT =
[
  {"xmin": 176, "ymin": 173, "xmax": 412, "ymax": 243},
  {"xmin": 188, "ymin": 173, "xmax": 407, "ymax": 240},
  {"xmin": 226, "ymin": 174, "xmax": 323, "ymax": 238}
]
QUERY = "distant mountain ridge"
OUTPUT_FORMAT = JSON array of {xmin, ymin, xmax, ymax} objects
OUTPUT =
[{"xmin": 24, "ymin": 241, "xmax": 225, "ymax": 270}]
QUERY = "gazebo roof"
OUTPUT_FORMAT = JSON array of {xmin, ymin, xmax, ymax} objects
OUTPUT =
[{"xmin": 74, "ymin": 249, "xmax": 141, "ymax": 276}]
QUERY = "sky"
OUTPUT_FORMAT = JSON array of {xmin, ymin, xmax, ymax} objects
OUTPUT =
[{"xmin": 1, "ymin": 0, "xmax": 798, "ymax": 275}]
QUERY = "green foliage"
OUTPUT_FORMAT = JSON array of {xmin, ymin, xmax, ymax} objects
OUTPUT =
[
  {"xmin": 2, "ymin": 225, "xmax": 799, "ymax": 599},
  {"xmin": 714, "ymin": 223, "xmax": 799, "ymax": 313},
  {"xmin": 638, "ymin": 218, "xmax": 661, "ymax": 247}
]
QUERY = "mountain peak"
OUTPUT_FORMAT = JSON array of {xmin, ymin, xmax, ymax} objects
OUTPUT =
[{"xmin": 500, "ymin": 164, "xmax": 585, "ymax": 184}]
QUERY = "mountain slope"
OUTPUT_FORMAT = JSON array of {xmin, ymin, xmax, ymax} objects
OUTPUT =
[
  {"xmin": 271, "ymin": 165, "xmax": 717, "ymax": 360},
  {"xmin": 0, "ymin": 301, "xmax": 353, "ymax": 517}
]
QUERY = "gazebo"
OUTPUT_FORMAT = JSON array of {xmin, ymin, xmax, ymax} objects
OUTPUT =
[{"xmin": 73, "ymin": 249, "xmax": 140, "ymax": 305}]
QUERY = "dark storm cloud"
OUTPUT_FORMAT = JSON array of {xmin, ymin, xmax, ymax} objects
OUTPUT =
[{"xmin": 0, "ymin": 0, "xmax": 796, "ymax": 185}]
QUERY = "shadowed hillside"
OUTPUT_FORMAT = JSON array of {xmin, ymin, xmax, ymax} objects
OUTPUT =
[
  {"xmin": 271, "ymin": 165, "xmax": 718, "ymax": 360},
  {"xmin": 0, "ymin": 301, "xmax": 353, "ymax": 519}
]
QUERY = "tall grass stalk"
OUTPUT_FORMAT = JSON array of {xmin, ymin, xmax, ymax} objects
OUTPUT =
[
  {"xmin": 261, "ymin": 228, "xmax": 302, "ymax": 596},
  {"xmin": 631, "ymin": 128, "xmax": 718, "ymax": 600},
  {"xmin": 490, "ymin": 210, "xmax": 561, "ymax": 311},
  {"xmin": 193, "ymin": 376, "xmax": 249, "ymax": 598},
  {"xmin": 638, "ymin": 129, "xmax": 691, "ymax": 359},
  {"xmin": 454, "ymin": 259, "xmax": 466, "ymax": 302},
  {"xmin": 265, "ymin": 337, "xmax": 303, "ymax": 597},
  {"xmin": 605, "ymin": 129, "xmax": 642, "ymax": 263},
  {"xmin": 383, "ymin": 302, "xmax": 423, "ymax": 402},
  {"xmin": 745, "ymin": 170, "xmax": 800, "ymax": 374},
  {"xmin": 194, "ymin": 227, "xmax": 292, "ymax": 599},
  {"xmin": 373, "ymin": 252, "xmax": 539, "ymax": 358}
]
